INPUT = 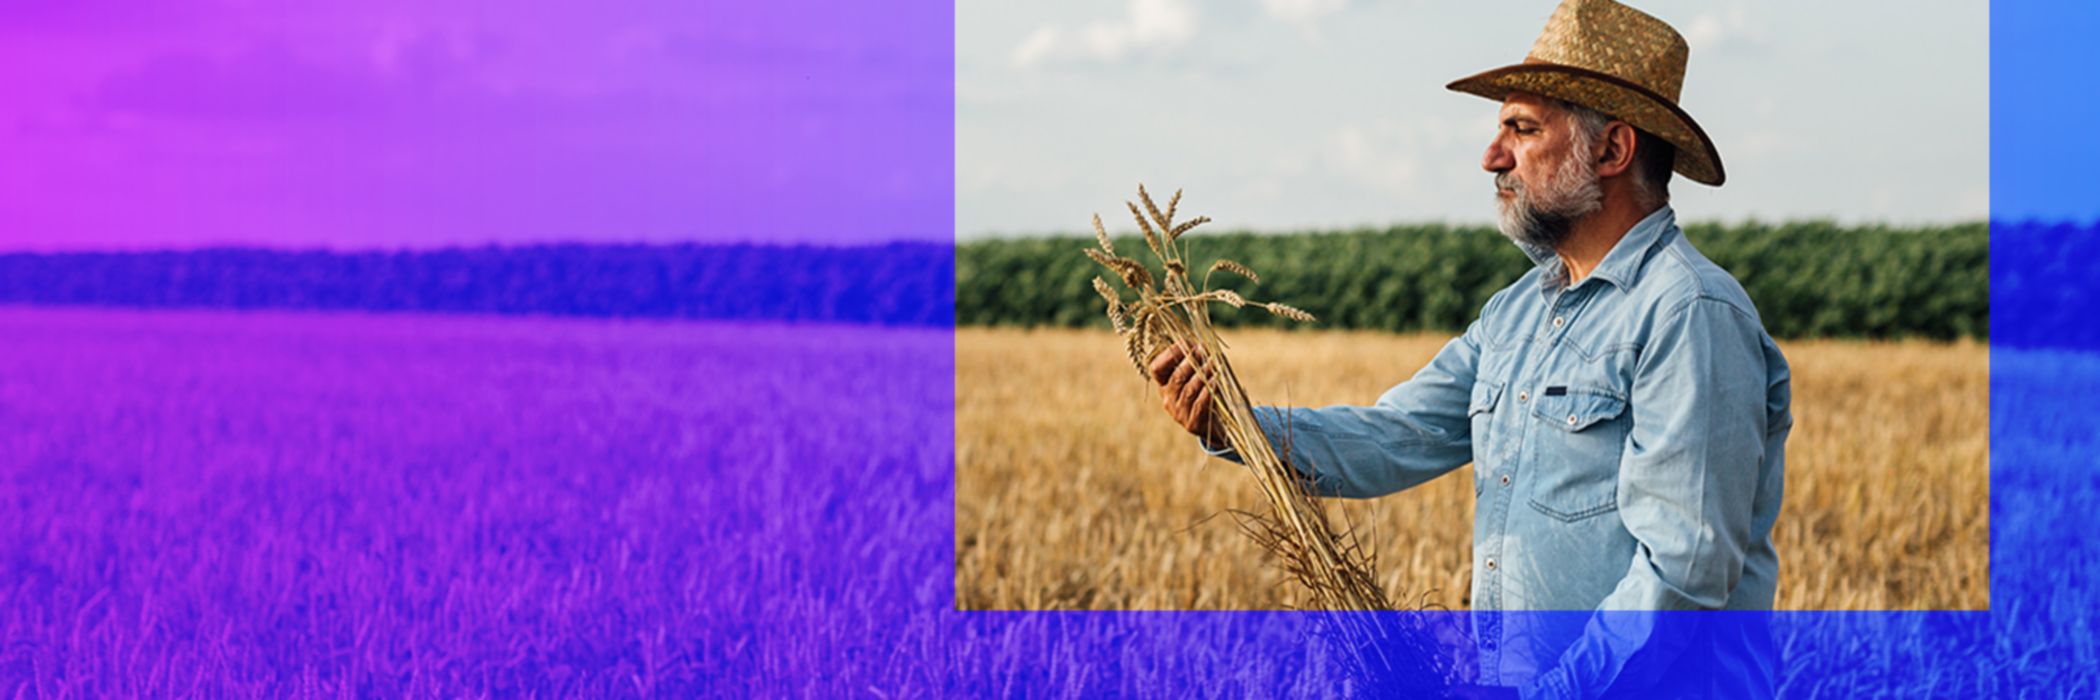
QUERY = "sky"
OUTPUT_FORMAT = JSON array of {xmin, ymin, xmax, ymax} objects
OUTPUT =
[
  {"xmin": 0, "ymin": 1, "xmax": 951, "ymax": 251},
  {"xmin": 1993, "ymin": 0, "xmax": 2100, "ymax": 224},
  {"xmin": 958, "ymin": 0, "xmax": 1992, "ymax": 238}
]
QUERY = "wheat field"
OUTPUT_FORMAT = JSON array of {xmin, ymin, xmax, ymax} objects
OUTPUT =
[{"xmin": 956, "ymin": 327, "xmax": 1989, "ymax": 611}]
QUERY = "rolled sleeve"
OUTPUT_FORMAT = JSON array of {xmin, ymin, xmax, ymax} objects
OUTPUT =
[{"xmin": 1196, "ymin": 317, "xmax": 1487, "ymax": 499}]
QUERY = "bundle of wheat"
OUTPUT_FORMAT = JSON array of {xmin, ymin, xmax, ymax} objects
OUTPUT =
[{"xmin": 1084, "ymin": 185, "xmax": 1449, "ymax": 691}]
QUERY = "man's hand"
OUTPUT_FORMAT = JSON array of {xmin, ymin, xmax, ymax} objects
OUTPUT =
[{"xmin": 1149, "ymin": 341, "xmax": 1227, "ymax": 449}]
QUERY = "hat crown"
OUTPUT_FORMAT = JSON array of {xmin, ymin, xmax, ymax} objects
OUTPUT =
[
  {"xmin": 1524, "ymin": 0, "xmax": 1688, "ymax": 102},
  {"xmin": 1446, "ymin": 0, "xmax": 1724, "ymax": 185}
]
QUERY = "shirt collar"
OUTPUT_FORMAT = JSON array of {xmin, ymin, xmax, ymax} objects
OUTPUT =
[{"xmin": 1532, "ymin": 205, "xmax": 1679, "ymax": 299}]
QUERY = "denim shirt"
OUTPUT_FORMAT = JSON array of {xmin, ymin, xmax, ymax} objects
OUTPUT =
[{"xmin": 1206, "ymin": 207, "xmax": 1792, "ymax": 698}]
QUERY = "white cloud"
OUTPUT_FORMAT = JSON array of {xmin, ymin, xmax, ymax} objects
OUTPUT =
[
  {"xmin": 1011, "ymin": 27, "xmax": 1062, "ymax": 68},
  {"xmin": 1009, "ymin": 0, "xmax": 1198, "ymax": 68},
  {"xmin": 1260, "ymin": 0, "xmax": 1349, "ymax": 40},
  {"xmin": 1682, "ymin": 5, "xmax": 1767, "ymax": 57},
  {"xmin": 1324, "ymin": 120, "xmax": 1428, "ymax": 194}
]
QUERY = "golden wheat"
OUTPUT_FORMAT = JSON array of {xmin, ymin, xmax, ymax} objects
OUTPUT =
[
  {"xmin": 1207, "ymin": 259, "xmax": 1259, "ymax": 285},
  {"xmin": 1085, "ymin": 186, "xmax": 1367, "ymax": 613},
  {"xmin": 956, "ymin": 327, "xmax": 1988, "ymax": 612},
  {"xmin": 1082, "ymin": 187, "xmax": 1444, "ymax": 685}
]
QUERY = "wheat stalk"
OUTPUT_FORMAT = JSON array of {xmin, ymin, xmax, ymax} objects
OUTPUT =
[
  {"xmin": 1266, "ymin": 302, "xmax": 1316, "ymax": 323},
  {"xmin": 1127, "ymin": 201, "xmax": 1164, "ymax": 259},
  {"xmin": 1082, "ymin": 185, "xmax": 1448, "ymax": 692},
  {"xmin": 1206, "ymin": 259, "xmax": 1260, "ymax": 288},
  {"xmin": 1168, "ymin": 216, "xmax": 1210, "ymax": 242}
]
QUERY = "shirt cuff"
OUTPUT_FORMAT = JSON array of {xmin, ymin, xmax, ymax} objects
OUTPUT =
[{"xmin": 1196, "ymin": 435, "xmax": 1241, "ymax": 462}]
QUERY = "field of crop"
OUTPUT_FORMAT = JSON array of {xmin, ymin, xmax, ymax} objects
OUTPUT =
[
  {"xmin": 5, "ymin": 306, "xmax": 2091, "ymax": 695},
  {"xmin": 0, "ymin": 307, "xmax": 955, "ymax": 696},
  {"xmin": 957, "ymin": 327, "xmax": 1989, "ymax": 612}
]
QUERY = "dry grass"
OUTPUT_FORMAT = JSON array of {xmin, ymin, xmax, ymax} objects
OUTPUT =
[{"xmin": 955, "ymin": 327, "xmax": 1988, "ymax": 611}]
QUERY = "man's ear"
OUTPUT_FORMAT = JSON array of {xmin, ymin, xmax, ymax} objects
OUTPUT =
[{"xmin": 1595, "ymin": 121, "xmax": 1640, "ymax": 178}]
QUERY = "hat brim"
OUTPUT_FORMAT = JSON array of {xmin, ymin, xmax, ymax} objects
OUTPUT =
[{"xmin": 1447, "ymin": 62, "xmax": 1725, "ymax": 186}]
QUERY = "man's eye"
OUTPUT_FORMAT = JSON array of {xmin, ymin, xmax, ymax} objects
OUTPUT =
[{"xmin": 1515, "ymin": 127, "xmax": 1539, "ymax": 135}]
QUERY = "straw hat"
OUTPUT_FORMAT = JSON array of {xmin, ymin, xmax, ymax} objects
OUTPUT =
[{"xmin": 1447, "ymin": 0, "xmax": 1725, "ymax": 186}]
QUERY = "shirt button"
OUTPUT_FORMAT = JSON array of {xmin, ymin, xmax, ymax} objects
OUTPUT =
[
  {"xmin": 1567, "ymin": 414, "xmax": 1579, "ymax": 426},
  {"xmin": 1552, "ymin": 316, "xmax": 1566, "ymax": 328},
  {"xmin": 1517, "ymin": 391, "xmax": 1529, "ymax": 402},
  {"xmin": 1486, "ymin": 558, "xmax": 1498, "ymax": 570},
  {"xmin": 1500, "ymin": 474, "xmax": 1511, "ymax": 487}
]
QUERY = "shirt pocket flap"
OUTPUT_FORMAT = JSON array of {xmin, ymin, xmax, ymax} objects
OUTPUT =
[
  {"xmin": 1531, "ymin": 388, "xmax": 1627, "ymax": 432},
  {"xmin": 1469, "ymin": 381, "xmax": 1503, "ymax": 417}
]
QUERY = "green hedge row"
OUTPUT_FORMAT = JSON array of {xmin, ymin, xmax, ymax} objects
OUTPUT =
[{"xmin": 957, "ymin": 221, "xmax": 1987, "ymax": 340}]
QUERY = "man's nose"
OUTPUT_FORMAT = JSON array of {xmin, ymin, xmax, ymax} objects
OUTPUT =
[{"xmin": 1483, "ymin": 137, "xmax": 1514, "ymax": 174}]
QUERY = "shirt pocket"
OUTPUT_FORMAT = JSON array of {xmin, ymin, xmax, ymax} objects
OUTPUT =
[
  {"xmin": 1468, "ymin": 381, "xmax": 1503, "ymax": 496},
  {"xmin": 1525, "ymin": 385, "xmax": 1628, "ymax": 522}
]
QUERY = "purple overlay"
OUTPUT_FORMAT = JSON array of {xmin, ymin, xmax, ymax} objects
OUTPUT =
[
  {"xmin": 0, "ymin": 0, "xmax": 2093, "ymax": 696},
  {"xmin": 0, "ymin": 1, "xmax": 949, "ymax": 250},
  {"xmin": 0, "ymin": 245, "xmax": 954, "ymax": 326}
]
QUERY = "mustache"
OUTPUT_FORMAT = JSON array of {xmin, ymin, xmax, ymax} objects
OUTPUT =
[{"xmin": 1495, "ymin": 172, "xmax": 1523, "ymax": 193}]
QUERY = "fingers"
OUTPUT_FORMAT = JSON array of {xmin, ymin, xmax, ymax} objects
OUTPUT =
[
  {"xmin": 1147, "ymin": 343, "xmax": 1184, "ymax": 385},
  {"xmin": 1149, "ymin": 342, "xmax": 1212, "ymax": 385},
  {"xmin": 1149, "ymin": 340, "xmax": 1223, "ymax": 440},
  {"xmin": 1189, "ymin": 382, "xmax": 1214, "ymax": 437},
  {"xmin": 1177, "ymin": 359, "xmax": 1214, "ymax": 436},
  {"xmin": 1177, "ymin": 361, "xmax": 1206, "ymax": 409},
  {"xmin": 1158, "ymin": 359, "xmax": 1187, "ymax": 410},
  {"xmin": 1168, "ymin": 353, "xmax": 1198, "ymax": 396}
]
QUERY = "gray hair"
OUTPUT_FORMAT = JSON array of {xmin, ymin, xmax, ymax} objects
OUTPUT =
[{"xmin": 1558, "ymin": 101, "xmax": 1674, "ymax": 210}]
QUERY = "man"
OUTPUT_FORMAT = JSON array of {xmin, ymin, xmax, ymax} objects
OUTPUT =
[{"xmin": 1150, "ymin": 1, "xmax": 1792, "ymax": 697}]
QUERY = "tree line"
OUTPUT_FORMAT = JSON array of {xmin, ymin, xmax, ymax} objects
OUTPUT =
[
  {"xmin": 0, "ymin": 243, "xmax": 955, "ymax": 327},
  {"xmin": 7, "ymin": 222, "xmax": 2092, "ymax": 347},
  {"xmin": 960, "ymin": 221, "xmax": 1994, "ymax": 341}
]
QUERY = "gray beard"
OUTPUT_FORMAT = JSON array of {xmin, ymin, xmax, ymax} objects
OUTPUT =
[
  {"xmin": 1496, "ymin": 191, "xmax": 1578, "ymax": 251},
  {"xmin": 1494, "ymin": 160, "xmax": 1602, "ymax": 253}
]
